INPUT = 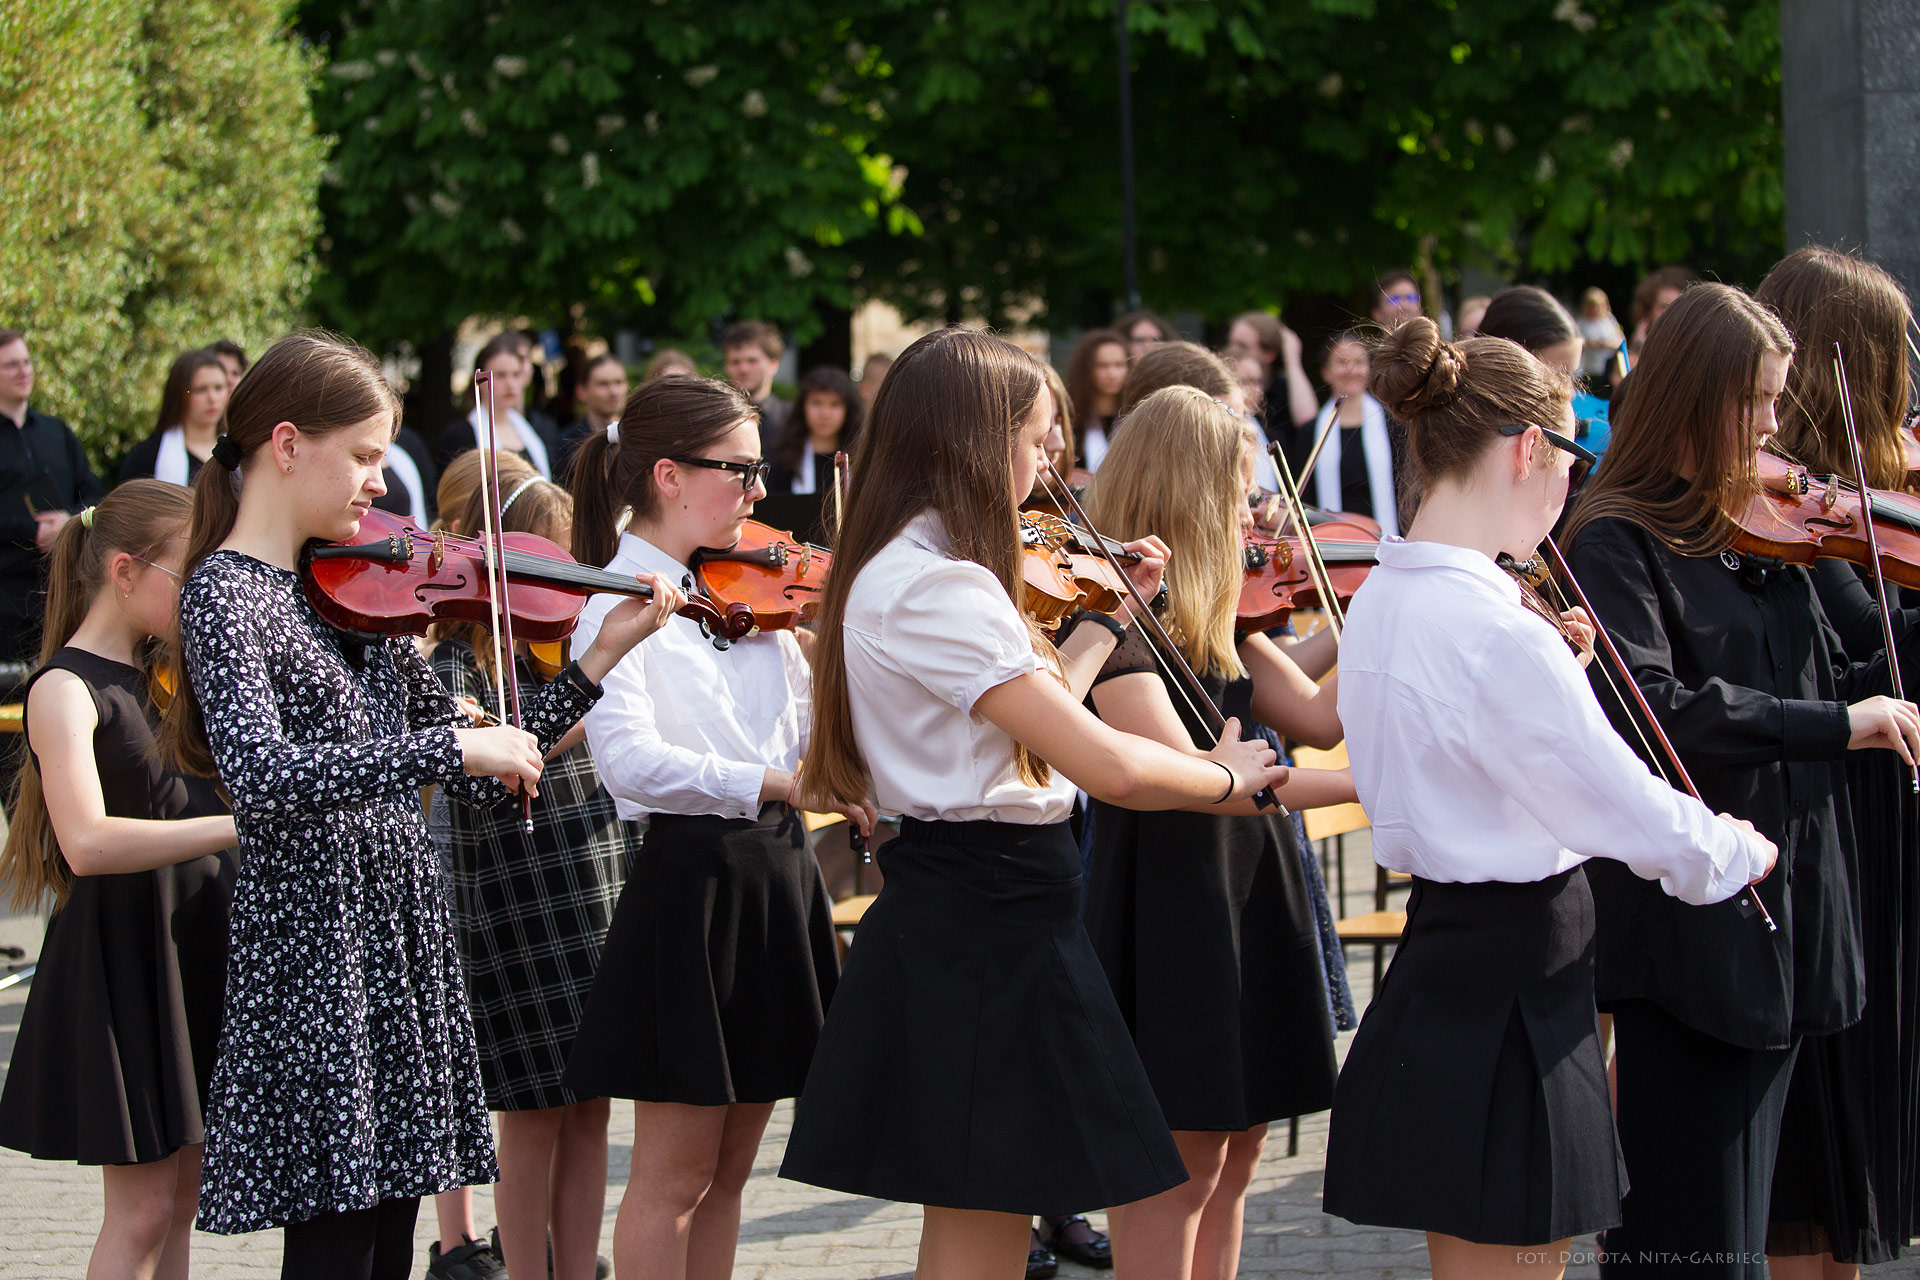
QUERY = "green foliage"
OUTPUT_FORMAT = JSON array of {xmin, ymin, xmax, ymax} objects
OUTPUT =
[
  {"xmin": 0, "ymin": 0, "xmax": 323, "ymax": 463},
  {"xmin": 304, "ymin": 0, "xmax": 907, "ymax": 349},
  {"xmin": 857, "ymin": 0, "xmax": 1784, "ymax": 328}
]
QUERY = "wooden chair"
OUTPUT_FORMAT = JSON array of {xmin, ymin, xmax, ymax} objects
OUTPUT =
[
  {"xmin": 1292, "ymin": 742, "xmax": 1368, "ymax": 918},
  {"xmin": 1334, "ymin": 909, "xmax": 1407, "ymax": 991}
]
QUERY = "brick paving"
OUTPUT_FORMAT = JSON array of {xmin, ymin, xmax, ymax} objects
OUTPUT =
[{"xmin": 4, "ymin": 836, "xmax": 1919, "ymax": 1278}]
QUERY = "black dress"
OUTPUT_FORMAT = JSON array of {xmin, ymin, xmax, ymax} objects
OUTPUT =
[
  {"xmin": 780, "ymin": 817, "xmax": 1188, "ymax": 1216},
  {"xmin": 563, "ymin": 803, "xmax": 840, "ymax": 1106},
  {"xmin": 1769, "ymin": 562, "xmax": 1920, "ymax": 1263},
  {"xmin": 0, "ymin": 648, "xmax": 235, "ymax": 1165},
  {"xmin": 1082, "ymin": 633, "xmax": 1338, "ymax": 1131}
]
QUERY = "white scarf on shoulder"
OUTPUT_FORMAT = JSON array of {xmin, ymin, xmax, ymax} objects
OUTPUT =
[
  {"xmin": 156, "ymin": 427, "xmax": 191, "ymax": 486},
  {"xmin": 468, "ymin": 406, "xmax": 550, "ymax": 478},
  {"xmin": 1311, "ymin": 394, "xmax": 1398, "ymax": 536}
]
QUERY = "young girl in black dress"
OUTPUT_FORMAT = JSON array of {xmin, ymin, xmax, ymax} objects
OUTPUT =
[
  {"xmin": 0, "ymin": 480, "xmax": 236, "ymax": 1280},
  {"xmin": 1756, "ymin": 246, "xmax": 1920, "ymax": 1277},
  {"xmin": 161, "ymin": 331, "xmax": 680, "ymax": 1280},
  {"xmin": 1561, "ymin": 285, "xmax": 1920, "ymax": 1278},
  {"xmin": 560, "ymin": 375, "xmax": 873, "ymax": 1280},
  {"xmin": 1325, "ymin": 317, "xmax": 1781, "ymax": 1279},
  {"xmin": 1079, "ymin": 385, "xmax": 1354, "ymax": 1278},
  {"xmin": 780, "ymin": 327, "xmax": 1287, "ymax": 1279}
]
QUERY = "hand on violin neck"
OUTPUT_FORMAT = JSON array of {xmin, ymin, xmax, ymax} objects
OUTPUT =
[
  {"xmin": 575, "ymin": 571, "xmax": 687, "ymax": 684},
  {"xmin": 1116, "ymin": 535, "xmax": 1170, "ymax": 619},
  {"xmin": 1559, "ymin": 606, "xmax": 1597, "ymax": 668}
]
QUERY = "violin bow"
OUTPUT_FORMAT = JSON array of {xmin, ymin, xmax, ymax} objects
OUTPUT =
[
  {"xmin": 1266, "ymin": 439, "xmax": 1347, "ymax": 642},
  {"xmin": 472, "ymin": 370, "xmax": 534, "ymax": 833},
  {"xmin": 1541, "ymin": 535, "xmax": 1778, "ymax": 931},
  {"xmin": 1833, "ymin": 342, "xmax": 1920, "ymax": 794},
  {"xmin": 831, "ymin": 450, "xmax": 849, "ymax": 543},
  {"xmin": 1036, "ymin": 461, "xmax": 1285, "ymax": 814},
  {"xmin": 1296, "ymin": 395, "xmax": 1345, "ymax": 488}
]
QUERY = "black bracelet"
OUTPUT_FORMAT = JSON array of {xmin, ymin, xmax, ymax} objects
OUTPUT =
[
  {"xmin": 1213, "ymin": 761, "xmax": 1236, "ymax": 804},
  {"xmin": 558, "ymin": 660, "xmax": 604, "ymax": 701},
  {"xmin": 1067, "ymin": 609, "xmax": 1128, "ymax": 644}
]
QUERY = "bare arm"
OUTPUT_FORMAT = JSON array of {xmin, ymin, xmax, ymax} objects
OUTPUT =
[
  {"xmin": 1281, "ymin": 326, "xmax": 1319, "ymax": 429},
  {"xmin": 1241, "ymin": 631, "xmax": 1343, "ymax": 749},
  {"xmin": 975, "ymin": 669, "xmax": 1286, "ymax": 809},
  {"xmin": 1271, "ymin": 624, "xmax": 1338, "ymax": 682},
  {"xmin": 28, "ymin": 671, "xmax": 236, "ymax": 876},
  {"xmin": 1056, "ymin": 621, "xmax": 1122, "ymax": 702},
  {"xmin": 1088, "ymin": 670, "xmax": 1354, "ymax": 813}
]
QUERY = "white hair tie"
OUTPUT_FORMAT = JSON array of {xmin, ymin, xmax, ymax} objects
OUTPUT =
[
  {"xmin": 498, "ymin": 477, "xmax": 541, "ymax": 520},
  {"xmin": 605, "ymin": 420, "xmax": 620, "ymax": 446}
]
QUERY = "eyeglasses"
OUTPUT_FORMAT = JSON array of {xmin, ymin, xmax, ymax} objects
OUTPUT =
[
  {"xmin": 1384, "ymin": 292, "xmax": 1422, "ymax": 306},
  {"xmin": 132, "ymin": 556, "xmax": 182, "ymax": 581},
  {"xmin": 1498, "ymin": 423, "xmax": 1598, "ymax": 489},
  {"xmin": 670, "ymin": 456, "xmax": 771, "ymax": 491}
]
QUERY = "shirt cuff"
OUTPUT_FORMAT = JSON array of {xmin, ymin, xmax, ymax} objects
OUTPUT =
[
  {"xmin": 720, "ymin": 758, "xmax": 769, "ymax": 820},
  {"xmin": 1780, "ymin": 698, "xmax": 1851, "ymax": 761}
]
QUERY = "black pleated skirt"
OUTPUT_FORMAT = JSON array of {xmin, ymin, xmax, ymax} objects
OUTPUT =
[
  {"xmin": 779, "ymin": 818, "xmax": 1188, "ymax": 1216},
  {"xmin": 562, "ymin": 805, "xmax": 838, "ymax": 1105},
  {"xmin": 1322, "ymin": 867, "xmax": 1623, "ymax": 1245}
]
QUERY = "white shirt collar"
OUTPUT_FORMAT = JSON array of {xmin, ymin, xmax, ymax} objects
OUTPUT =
[
  {"xmin": 615, "ymin": 530, "xmax": 691, "ymax": 581},
  {"xmin": 1374, "ymin": 536, "xmax": 1522, "ymax": 604},
  {"xmin": 900, "ymin": 509, "xmax": 950, "ymax": 556}
]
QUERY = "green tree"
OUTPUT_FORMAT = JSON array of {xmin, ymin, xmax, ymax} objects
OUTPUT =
[
  {"xmin": 303, "ymin": 0, "xmax": 909, "ymax": 361},
  {"xmin": 0, "ymin": 0, "xmax": 323, "ymax": 464},
  {"xmin": 855, "ymin": 0, "xmax": 1783, "ymax": 329}
]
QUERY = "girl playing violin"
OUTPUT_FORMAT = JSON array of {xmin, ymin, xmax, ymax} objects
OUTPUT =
[
  {"xmin": 1076, "ymin": 385, "xmax": 1354, "ymax": 1279},
  {"xmin": 1322, "ymin": 317, "xmax": 1781, "ymax": 1279},
  {"xmin": 559, "ymin": 376, "xmax": 870, "ymax": 1280},
  {"xmin": 0, "ymin": 481, "xmax": 237, "ymax": 1280},
  {"xmin": 430, "ymin": 473, "xmax": 641, "ymax": 1280},
  {"xmin": 779, "ymin": 327, "xmax": 1288, "ymax": 1280},
  {"xmin": 1561, "ymin": 284, "xmax": 1920, "ymax": 1279},
  {"xmin": 161, "ymin": 331, "xmax": 681, "ymax": 1280},
  {"xmin": 1756, "ymin": 246, "xmax": 1920, "ymax": 1276}
]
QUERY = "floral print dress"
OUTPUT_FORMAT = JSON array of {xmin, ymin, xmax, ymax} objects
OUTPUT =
[{"xmin": 180, "ymin": 551, "xmax": 595, "ymax": 1234}]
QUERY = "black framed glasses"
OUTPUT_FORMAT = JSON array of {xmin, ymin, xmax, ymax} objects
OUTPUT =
[
  {"xmin": 1498, "ymin": 423, "xmax": 1598, "ymax": 489},
  {"xmin": 670, "ymin": 456, "xmax": 771, "ymax": 491}
]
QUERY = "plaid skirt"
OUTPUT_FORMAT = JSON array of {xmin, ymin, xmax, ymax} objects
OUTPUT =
[{"xmin": 440, "ymin": 743, "xmax": 639, "ymax": 1112}]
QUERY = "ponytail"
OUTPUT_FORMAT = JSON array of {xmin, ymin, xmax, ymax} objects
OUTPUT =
[
  {"xmin": 567, "ymin": 376, "xmax": 756, "ymax": 569},
  {"xmin": 2, "ymin": 481, "xmax": 193, "ymax": 911},
  {"xmin": 160, "ymin": 329, "xmax": 401, "ymax": 776}
]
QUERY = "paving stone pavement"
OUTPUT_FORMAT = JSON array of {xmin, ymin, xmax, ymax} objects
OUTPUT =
[{"xmin": 6, "ymin": 836, "xmax": 1920, "ymax": 1279}]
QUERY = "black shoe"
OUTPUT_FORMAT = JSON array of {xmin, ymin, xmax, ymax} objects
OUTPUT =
[
  {"xmin": 1042, "ymin": 1214, "xmax": 1113, "ymax": 1269},
  {"xmin": 1027, "ymin": 1227, "xmax": 1059, "ymax": 1279},
  {"xmin": 427, "ymin": 1235, "xmax": 508, "ymax": 1280},
  {"xmin": 491, "ymin": 1225, "xmax": 611, "ymax": 1280}
]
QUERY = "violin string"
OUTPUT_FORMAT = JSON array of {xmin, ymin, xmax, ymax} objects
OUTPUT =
[
  {"xmin": 476, "ymin": 371, "xmax": 534, "ymax": 831},
  {"xmin": 1266, "ymin": 440, "xmax": 1346, "ymax": 641},
  {"xmin": 472, "ymin": 376, "xmax": 511, "ymax": 715}
]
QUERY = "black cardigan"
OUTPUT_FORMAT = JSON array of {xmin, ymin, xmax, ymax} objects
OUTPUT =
[{"xmin": 1565, "ymin": 516, "xmax": 1916, "ymax": 1049}]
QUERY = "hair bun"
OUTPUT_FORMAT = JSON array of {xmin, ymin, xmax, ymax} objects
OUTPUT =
[{"xmin": 1367, "ymin": 317, "xmax": 1465, "ymax": 418}]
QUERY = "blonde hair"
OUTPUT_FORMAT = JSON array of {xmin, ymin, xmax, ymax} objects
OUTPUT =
[
  {"xmin": 434, "ymin": 449, "xmax": 540, "ymax": 535},
  {"xmin": 1084, "ymin": 386, "xmax": 1247, "ymax": 680}
]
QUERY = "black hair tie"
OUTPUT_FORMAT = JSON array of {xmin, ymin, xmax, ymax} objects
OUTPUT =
[{"xmin": 210, "ymin": 435, "xmax": 243, "ymax": 471}]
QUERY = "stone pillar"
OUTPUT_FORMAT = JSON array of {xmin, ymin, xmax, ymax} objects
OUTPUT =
[{"xmin": 1780, "ymin": 0, "xmax": 1920, "ymax": 297}]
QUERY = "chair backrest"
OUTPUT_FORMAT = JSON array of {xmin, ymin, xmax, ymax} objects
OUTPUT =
[{"xmin": 1291, "ymin": 742, "xmax": 1372, "ymax": 841}]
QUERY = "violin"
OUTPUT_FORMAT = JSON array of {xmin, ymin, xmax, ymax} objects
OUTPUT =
[
  {"xmin": 301, "ymin": 508, "xmax": 756, "ymax": 643},
  {"xmin": 1238, "ymin": 525, "xmax": 1380, "ymax": 630},
  {"xmin": 1728, "ymin": 451, "xmax": 1920, "ymax": 589},
  {"xmin": 1247, "ymin": 495, "xmax": 1384, "ymax": 541},
  {"xmin": 690, "ymin": 520, "xmax": 831, "ymax": 635},
  {"xmin": 1020, "ymin": 511, "xmax": 1137, "ymax": 627}
]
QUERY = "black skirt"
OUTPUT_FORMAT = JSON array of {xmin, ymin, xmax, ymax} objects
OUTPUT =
[
  {"xmin": 780, "ymin": 818, "xmax": 1188, "ymax": 1216},
  {"xmin": 1323, "ymin": 868, "xmax": 1623, "ymax": 1245},
  {"xmin": 1083, "ymin": 798, "xmax": 1338, "ymax": 1131},
  {"xmin": 562, "ymin": 805, "xmax": 838, "ymax": 1105}
]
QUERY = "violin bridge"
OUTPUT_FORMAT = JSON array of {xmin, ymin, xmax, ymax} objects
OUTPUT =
[{"xmin": 429, "ymin": 532, "xmax": 445, "ymax": 575}]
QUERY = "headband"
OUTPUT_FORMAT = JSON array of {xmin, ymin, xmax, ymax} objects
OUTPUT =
[{"xmin": 498, "ymin": 476, "xmax": 541, "ymax": 521}]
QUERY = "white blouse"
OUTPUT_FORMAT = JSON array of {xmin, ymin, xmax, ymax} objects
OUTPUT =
[
  {"xmin": 573, "ymin": 532, "xmax": 810, "ymax": 820},
  {"xmin": 1336, "ymin": 538, "xmax": 1767, "ymax": 903},
  {"xmin": 842, "ymin": 511, "xmax": 1077, "ymax": 824}
]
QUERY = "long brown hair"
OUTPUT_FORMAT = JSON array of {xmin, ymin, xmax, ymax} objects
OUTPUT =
[
  {"xmin": 1368, "ymin": 318, "xmax": 1572, "ymax": 491},
  {"xmin": 1563, "ymin": 284, "xmax": 1795, "ymax": 555},
  {"xmin": 161, "ymin": 331, "xmax": 403, "ymax": 776},
  {"xmin": 802, "ymin": 328, "xmax": 1051, "ymax": 807},
  {"xmin": 1757, "ymin": 246, "xmax": 1914, "ymax": 489},
  {"xmin": 567, "ymin": 375, "xmax": 757, "ymax": 569},
  {"xmin": 1064, "ymin": 328, "xmax": 1128, "ymax": 437},
  {"xmin": 3, "ymin": 481, "xmax": 193, "ymax": 911},
  {"xmin": 779, "ymin": 366, "xmax": 865, "ymax": 479},
  {"xmin": 1084, "ymin": 386, "xmax": 1246, "ymax": 678},
  {"xmin": 1042, "ymin": 364, "xmax": 1075, "ymax": 473},
  {"xmin": 153, "ymin": 348, "xmax": 226, "ymax": 435}
]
